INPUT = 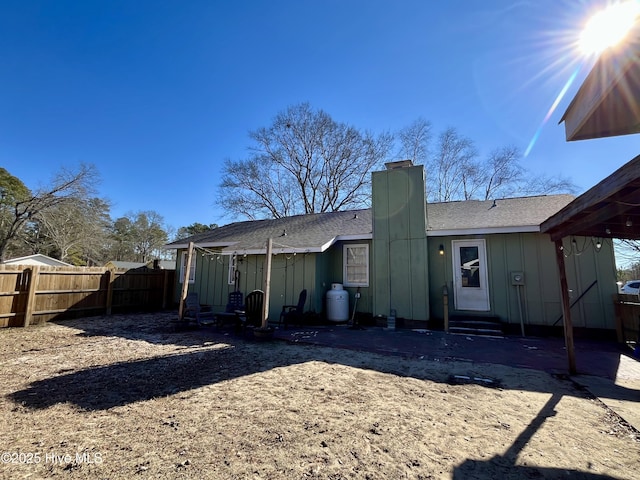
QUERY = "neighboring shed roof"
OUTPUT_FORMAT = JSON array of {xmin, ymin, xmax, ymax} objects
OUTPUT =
[
  {"xmin": 166, "ymin": 194, "xmax": 575, "ymax": 253},
  {"xmin": 1, "ymin": 254, "xmax": 72, "ymax": 267},
  {"xmin": 147, "ymin": 260, "xmax": 176, "ymax": 270}
]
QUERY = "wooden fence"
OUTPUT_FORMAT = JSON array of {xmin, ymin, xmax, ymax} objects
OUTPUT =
[
  {"xmin": 0, "ymin": 265, "xmax": 175, "ymax": 328},
  {"xmin": 613, "ymin": 293, "xmax": 640, "ymax": 347}
]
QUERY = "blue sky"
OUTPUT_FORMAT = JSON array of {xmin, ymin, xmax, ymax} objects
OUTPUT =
[{"xmin": 1, "ymin": 0, "xmax": 638, "ymax": 235}]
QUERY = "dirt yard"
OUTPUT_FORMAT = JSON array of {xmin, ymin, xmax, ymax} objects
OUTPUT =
[{"xmin": 1, "ymin": 313, "xmax": 638, "ymax": 479}]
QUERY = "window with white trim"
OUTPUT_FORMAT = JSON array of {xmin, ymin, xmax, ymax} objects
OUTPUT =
[
  {"xmin": 343, "ymin": 244, "xmax": 369, "ymax": 287},
  {"xmin": 179, "ymin": 250, "xmax": 196, "ymax": 284}
]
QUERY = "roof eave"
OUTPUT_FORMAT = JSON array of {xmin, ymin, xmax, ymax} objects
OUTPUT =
[
  {"xmin": 427, "ymin": 226, "xmax": 541, "ymax": 237},
  {"xmin": 164, "ymin": 241, "xmax": 237, "ymax": 250},
  {"xmin": 323, "ymin": 233, "xmax": 373, "ymax": 251},
  {"xmin": 561, "ymin": 23, "xmax": 640, "ymax": 141}
]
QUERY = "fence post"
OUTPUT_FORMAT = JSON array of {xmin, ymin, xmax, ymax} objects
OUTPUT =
[
  {"xmin": 162, "ymin": 270, "xmax": 170, "ymax": 309},
  {"xmin": 105, "ymin": 269, "xmax": 114, "ymax": 315},
  {"xmin": 613, "ymin": 294, "xmax": 624, "ymax": 343},
  {"xmin": 23, "ymin": 266, "xmax": 40, "ymax": 327}
]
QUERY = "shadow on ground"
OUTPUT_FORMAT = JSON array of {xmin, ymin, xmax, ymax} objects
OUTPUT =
[{"xmin": 5, "ymin": 313, "xmax": 638, "ymax": 480}]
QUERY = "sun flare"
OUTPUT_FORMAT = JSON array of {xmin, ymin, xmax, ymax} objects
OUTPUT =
[{"xmin": 579, "ymin": 1, "xmax": 640, "ymax": 55}]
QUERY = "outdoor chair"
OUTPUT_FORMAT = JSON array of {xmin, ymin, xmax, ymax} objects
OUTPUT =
[
  {"xmin": 235, "ymin": 290, "xmax": 264, "ymax": 334},
  {"xmin": 226, "ymin": 290, "xmax": 244, "ymax": 312},
  {"xmin": 183, "ymin": 292, "xmax": 216, "ymax": 326},
  {"xmin": 214, "ymin": 290, "xmax": 244, "ymax": 329},
  {"xmin": 279, "ymin": 289, "xmax": 307, "ymax": 329}
]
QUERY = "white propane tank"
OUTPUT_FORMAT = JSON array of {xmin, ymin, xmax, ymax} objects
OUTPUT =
[{"xmin": 326, "ymin": 283, "xmax": 349, "ymax": 322}]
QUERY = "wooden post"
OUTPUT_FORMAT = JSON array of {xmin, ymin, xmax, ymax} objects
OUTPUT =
[
  {"xmin": 178, "ymin": 242, "xmax": 195, "ymax": 320},
  {"xmin": 613, "ymin": 294, "xmax": 625, "ymax": 343},
  {"xmin": 105, "ymin": 269, "xmax": 114, "ymax": 315},
  {"xmin": 162, "ymin": 269, "xmax": 170, "ymax": 310},
  {"xmin": 261, "ymin": 238, "xmax": 273, "ymax": 329},
  {"xmin": 554, "ymin": 239, "xmax": 577, "ymax": 375},
  {"xmin": 443, "ymin": 285, "xmax": 449, "ymax": 333},
  {"xmin": 23, "ymin": 266, "xmax": 40, "ymax": 327}
]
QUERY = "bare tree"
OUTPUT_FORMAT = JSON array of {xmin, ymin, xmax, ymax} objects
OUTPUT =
[
  {"xmin": 218, "ymin": 107, "xmax": 578, "ymax": 219},
  {"xmin": 219, "ymin": 103, "xmax": 393, "ymax": 219},
  {"xmin": 396, "ymin": 117, "xmax": 431, "ymax": 165},
  {"xmin": 424, "ymin": 131, "xmax": 577, "ymax": 202},
  {"xmin": 427, "ymin": 128, "xmax": 479, "ymax": 202},
  {"xmin": 519, "ymin": 173, "xmax": 578, "ymax": 197},
  {"xmin": 481, "ymin": 146, "xmax": 524, "ymax": 200},
  {"xmin": 35, "ymin": 197, "xmax": 111, "ymax": 264},
  {"xmin": 609, "ymin": 239, "xmax": 640, "ymax": 276},
  {"xmin": 0, "ymin": 164, "xmax": 99, "ymax": 261}
]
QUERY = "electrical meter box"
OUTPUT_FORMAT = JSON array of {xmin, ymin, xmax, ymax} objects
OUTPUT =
[{"xmin": 511, "ymin": 272, "xmax": 525, "ymax": 286}]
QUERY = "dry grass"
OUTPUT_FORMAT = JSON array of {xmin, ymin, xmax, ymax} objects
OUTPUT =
[{"xmin": 1, "ymin": 313, "xmax": 638, "ymax": 479}]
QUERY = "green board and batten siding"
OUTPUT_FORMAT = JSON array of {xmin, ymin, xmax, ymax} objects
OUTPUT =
[
  {"xmin": 179, "ymin": 246, "xmax": 376, "ymax": 323},
  {"xmin": 172, "ymin": 163, "xmax": 617, "ymax": 332},
  {"xmin": 176, "ymin": 251, "xmax": 320, "ymax": 322},
  {"xmin": 427, "ymin": 232, "xmax": 617, "ymax": 329},
  {"xmin": 321, "ymin": 239, "xmax": 374, "ymax": 317},
  {"xmin": 372, "ymin": 165, "xmax": 430, "ymax": 321}
]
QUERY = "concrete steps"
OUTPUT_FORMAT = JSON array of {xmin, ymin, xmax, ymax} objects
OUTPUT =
[{"xmin": 448, "ymin": 315, "xmax": 504, "ymax": 337}]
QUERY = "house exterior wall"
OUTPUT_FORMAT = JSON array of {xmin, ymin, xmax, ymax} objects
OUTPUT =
[
  {"xmin": 269, "ymin": 251, "xmax": 319, "ymax": 320},
  {"xmin": 175, "ymin": 250, "xmax": 319, "ymax": 322},
  {"xmin": 428, "ymin": 233, "xmax": 617, "ymax": 330},
  {"xmin": 371, "ymin": 165, "xmax": 430, "ymax": 321},
  {"xmin": 175, "ymin": 244, "xmax": 376, "ymax": 324},
  {"xmin": 319, "ymin": 239, "xmax": 374, "ymax": 319},
  {"xmin": 176, "ymin": 228, "xmax": 616, "ymax": 331}
]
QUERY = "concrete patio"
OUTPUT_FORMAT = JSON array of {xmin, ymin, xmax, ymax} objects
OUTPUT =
[{"xmin": 271, "ymin": 324, "xmax": 640, "ymax": 432}]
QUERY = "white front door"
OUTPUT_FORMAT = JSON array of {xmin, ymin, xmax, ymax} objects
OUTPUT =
[{"xmin": 452, "ymin": 239, "xmax": 490, "ymax": 311}]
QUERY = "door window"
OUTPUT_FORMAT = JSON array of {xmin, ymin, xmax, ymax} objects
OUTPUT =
[{"xmin": 459, "ymin": 246, "xmax": 480, "ymax": 288}]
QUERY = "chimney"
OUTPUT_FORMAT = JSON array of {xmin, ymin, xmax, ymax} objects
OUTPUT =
[
  {"xmin": 371, "ymin": 162, "xmax": 429, "ymax": 322},
  {"xmin": 384, "ymin": 160, "xmax": 414, "ymax": 170}
]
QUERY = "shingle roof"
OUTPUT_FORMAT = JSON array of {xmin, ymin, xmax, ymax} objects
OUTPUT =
[
  {"xmin": 425, "ymin": 194, "xmax": 575, "ymax": 234},
  {"xmin": 166, "ymin": 209, "xmax": 372, "ymax": 253},
  {"xmin": 166, "ymin": 194, "xmax": 575, "ymax": 253}
]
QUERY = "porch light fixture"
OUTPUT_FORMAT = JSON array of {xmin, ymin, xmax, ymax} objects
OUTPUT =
[
  {"xmin": 626, "ymin": 218, "xmax": 633, "ymax": 227},
  {"xmin": 438, "ymin": 244, "xmax": 445, "ymax": 255},
  {"xmin": 595, "ymin": 240, "xmax": 602, "ymax": 251}
]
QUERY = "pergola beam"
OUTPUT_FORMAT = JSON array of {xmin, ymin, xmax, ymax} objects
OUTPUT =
[
  {"xmin": 560, "ymin": 22, "xmax": 640, "ymax": 141},
  {"xmin": 541, "ymin": 155, "xmax": 640, "ymax": 241}
]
